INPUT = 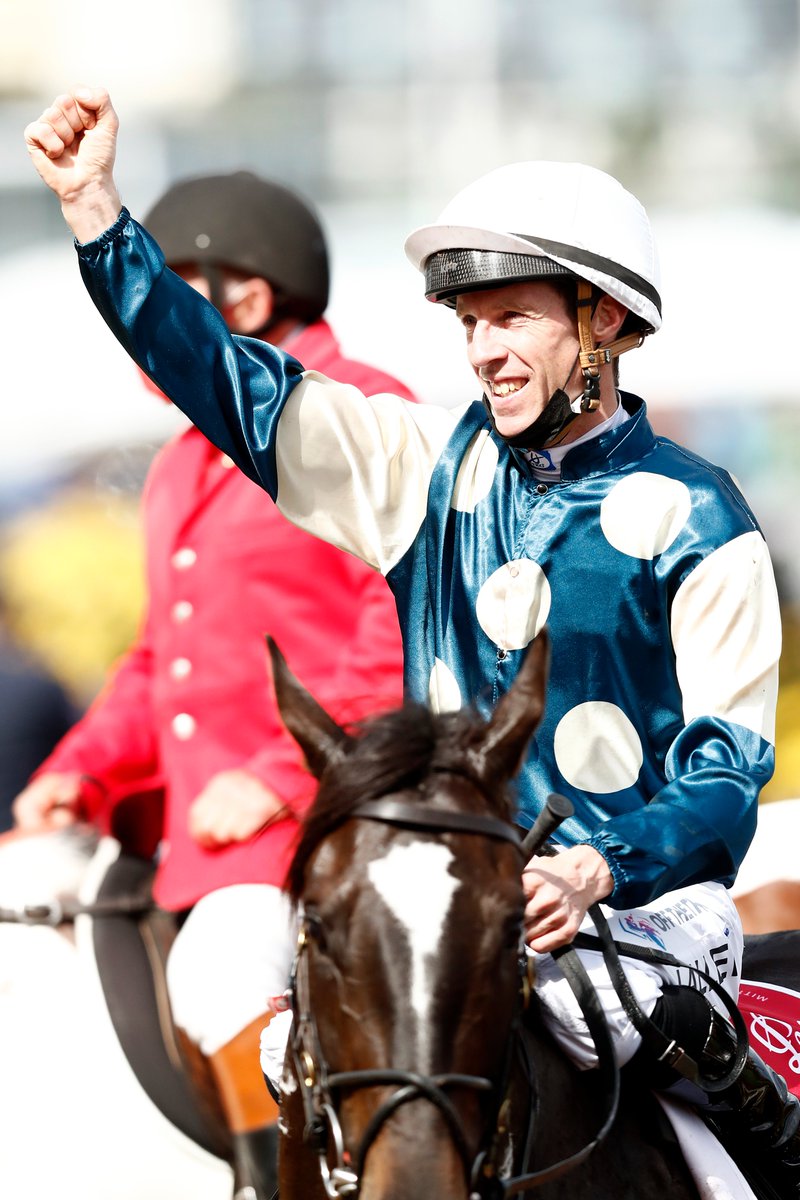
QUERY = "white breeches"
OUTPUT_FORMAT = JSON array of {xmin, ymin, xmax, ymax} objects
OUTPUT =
[
  {"xmin": 532, "ymin": 880, "xmax": 743, "ymax": 1069},
  {"xmin": 165, "ymin": 883, "xmax": 297, "ymax": 1056}
]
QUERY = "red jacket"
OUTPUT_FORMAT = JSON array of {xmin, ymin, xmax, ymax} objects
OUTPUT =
[{"xmin": 40, "ymin": 320, "xmax": 414, "ymax": 909}]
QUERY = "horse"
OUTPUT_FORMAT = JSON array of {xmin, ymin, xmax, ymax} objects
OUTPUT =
[
  {"xmin": 0, "ymin": 825, "xmax": 235, "ymax": 1200},
  {"xmin": 267, "ymin": 632, "xmax": 706, "ymax": 1200}
]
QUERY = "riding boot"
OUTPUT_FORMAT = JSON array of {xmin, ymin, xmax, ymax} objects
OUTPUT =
[
  {"xmin": 208, "ymin": 1012, "xmax": 281, "ymax": 1200},
  {"xmin": 636, "ymin": 985, "xmax": 800, "ymax": 1198},
  {"xmin": 699, "ymin": 1006, "xmax": 800, "ymax": 1198}
]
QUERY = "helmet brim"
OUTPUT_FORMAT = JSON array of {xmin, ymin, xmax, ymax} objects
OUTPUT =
[{"xmin": 404, "ymin": 223, "xmax": 661, "ymax": 332}]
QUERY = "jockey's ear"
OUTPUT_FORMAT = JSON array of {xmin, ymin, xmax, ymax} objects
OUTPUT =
[
  {"xmin": 266, "ymin": 636, "xmax": 351, "ymax": 778},
  {"xmin": 470, "ymin": 630, "xmax": 549, "ymax": 784}
]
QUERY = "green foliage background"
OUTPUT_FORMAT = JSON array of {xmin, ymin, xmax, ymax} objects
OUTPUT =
[{"xmin": 0, "ymin": 487, "xmax": 144, "ymax": 705}]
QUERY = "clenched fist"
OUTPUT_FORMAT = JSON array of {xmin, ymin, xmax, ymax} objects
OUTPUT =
[{"xmin": 24, "ymin": 86, "xmax": 122, "ymax": 242}]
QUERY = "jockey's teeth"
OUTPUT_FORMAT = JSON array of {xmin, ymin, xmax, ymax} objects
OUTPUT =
[{"xmin": 493, "ymin": 381, "xmax": 521, "ymax": 397}]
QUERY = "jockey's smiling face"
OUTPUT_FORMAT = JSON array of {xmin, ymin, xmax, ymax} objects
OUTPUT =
[
  {"xmin": 456, "ymin": 281, "xmax": 580, "ymax": 441},
  {"xmin": 456, "ymin": 280, "xmax": 626, "ymax": 443}
]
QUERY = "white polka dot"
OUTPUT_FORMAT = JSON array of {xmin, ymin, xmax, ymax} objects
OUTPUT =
[
  {"xmin": 553, "ymin": 702, "xmax": 643, "ymax": 793},
  {"xmin": 475, "ymin": 559, "xmax": 551, "ymax": 651},
  {"xmin": 450, "ymin": 430, "xmax": 498, "ymax": 513},
  {"xmin": 600, "ymin": 472, "xmax": 691, "ymax": 559},
  {"xmin": 428, "ymin": 658, "xmax": 462, "ymax": 714}
]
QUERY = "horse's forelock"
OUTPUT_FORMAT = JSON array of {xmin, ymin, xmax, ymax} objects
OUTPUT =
[
  {"xmin": 286, "ymin": 703, "xmax": 434, "ymax": 899},
  {"xmin": 285, "ymin": 700, "xmax": 504, "ymax": 901}
]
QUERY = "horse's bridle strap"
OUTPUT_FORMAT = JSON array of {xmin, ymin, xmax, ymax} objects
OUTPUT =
[
  {"xmin": 353, "ymin": 799, "xmax": 523, "ymax": 849},
  {"xmin": 328, "ymin": 1068, "xmax": 493, "ymax": 1180}
]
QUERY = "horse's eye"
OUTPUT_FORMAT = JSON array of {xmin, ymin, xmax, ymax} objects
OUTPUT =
[
  {"xmin": 304, "ymin": 912, "xmax": 329, "ymax": 954},
  {"xmin": 503, "ymin": 912, "xmax": 524, "ymax": 950}
]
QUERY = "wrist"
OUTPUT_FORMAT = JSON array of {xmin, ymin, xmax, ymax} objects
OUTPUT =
[
  {"xmin": 574, "ymin": 844, "xmax": 614, "ymax": 903},
  {"xmin": 61, "ymin": 179, "xmax": 122, "ymax": 244}
]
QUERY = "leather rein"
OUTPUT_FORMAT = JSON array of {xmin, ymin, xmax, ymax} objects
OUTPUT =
[{"xmin": 286, "ymin": 793, "xmax": 623, "ymax": 1199}]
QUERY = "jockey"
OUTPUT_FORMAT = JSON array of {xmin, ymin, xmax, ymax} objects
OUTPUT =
[
  {"xmin": 23, "ymin": 88, "xmax": 798, "ymax": 1197},
  {"xmin": 13, "ymin": 160, "xmax": 412, "ymax": 1197}
]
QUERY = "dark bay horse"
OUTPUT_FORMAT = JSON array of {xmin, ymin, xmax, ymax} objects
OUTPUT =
[{"xmin": 268, "ymin": 633, "xmax": 699, "ymax": 1200}]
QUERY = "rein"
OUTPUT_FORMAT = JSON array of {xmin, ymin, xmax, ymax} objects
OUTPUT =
[{"xmin": 573, "ymin": 909, "xmax": 749, "ymax": 1093}]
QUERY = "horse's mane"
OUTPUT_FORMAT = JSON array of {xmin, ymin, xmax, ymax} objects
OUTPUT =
[{"xmin": 286, "ymin": 700, "xmax": 514, "ymax": 900}]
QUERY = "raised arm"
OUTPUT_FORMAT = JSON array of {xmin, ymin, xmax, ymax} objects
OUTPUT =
[{"xmin": 25, "ymin": 88, "xmax": 462, "ymax": 578}]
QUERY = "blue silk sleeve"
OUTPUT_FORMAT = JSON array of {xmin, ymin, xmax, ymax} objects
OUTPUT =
[
  {"xmin": 584, "ymin": 715, "xmax": 772, "ymax": 909},
  {"xmin": 76, "ymin": 208, "xmax": 304, "ymax": 497}
]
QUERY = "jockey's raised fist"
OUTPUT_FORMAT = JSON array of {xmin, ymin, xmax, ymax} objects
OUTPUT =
[{"xmin": 24, "ymin": 87, "xmax": 122, "ymax": 242}]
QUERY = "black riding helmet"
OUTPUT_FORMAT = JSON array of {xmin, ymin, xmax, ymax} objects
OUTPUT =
[{"xmin": 143, "ymin": 171, "xmax": 330, "ymax": 323}]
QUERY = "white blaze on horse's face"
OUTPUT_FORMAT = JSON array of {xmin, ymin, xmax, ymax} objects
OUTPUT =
[{"xmin": 367, "ymin": 841, "xmax": 460, "ymax": 1070}]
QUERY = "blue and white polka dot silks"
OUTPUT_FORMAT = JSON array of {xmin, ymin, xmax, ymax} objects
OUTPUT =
[{"xmin": 78, "ymin": 212, "xmax": 781, "ymax": 911}]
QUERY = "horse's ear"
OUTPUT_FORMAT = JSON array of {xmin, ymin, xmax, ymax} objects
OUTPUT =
[
  {"xmin": 266, "ymin": 636, "xmax": 351, "ymax": 779},
  {"xmin": 472, "ymin": 630, "xmax": 550, "ymax": 783}
]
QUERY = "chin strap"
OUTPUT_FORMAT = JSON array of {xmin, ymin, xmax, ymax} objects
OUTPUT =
[
  {"xmin": 576, "ymin": 279, "xmax": 644, "ymax": 411},
  {"xmin": 499, "ymin": 370, "xmax": 578, "ymax": 450}
]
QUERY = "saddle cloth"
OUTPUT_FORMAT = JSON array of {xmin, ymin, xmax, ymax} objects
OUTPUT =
[{"xmin": 740, "ymin": 930, "xmax": 800, "ymax": 1101}]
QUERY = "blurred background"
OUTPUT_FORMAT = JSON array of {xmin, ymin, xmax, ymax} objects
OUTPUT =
[{"xmin": 1, "ymin": 0, "xmax": 799, "ymax": 799}]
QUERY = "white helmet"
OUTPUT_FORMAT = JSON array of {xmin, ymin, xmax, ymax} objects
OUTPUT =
[{"xmin": 404, "ymin": 161, "xmax": 662, "ymax": 335}]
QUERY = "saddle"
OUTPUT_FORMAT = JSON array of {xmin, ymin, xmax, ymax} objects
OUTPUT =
[{"xmin": 85, "ymin": 844, "xmax": 233, "ymax": 1163}]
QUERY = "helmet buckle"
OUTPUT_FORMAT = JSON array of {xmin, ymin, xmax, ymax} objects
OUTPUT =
[{"xmin": 580, "ymin": 368, "xmax": 601, "ymax": 413}]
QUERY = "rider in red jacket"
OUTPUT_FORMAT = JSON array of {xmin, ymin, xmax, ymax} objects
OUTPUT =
[
  {"xmin": 13, "ymin": 171, "xmax": 415, "ymax": 1200},
  {"xmin": 32, "ymin": 315, "xmax": 412, "ymax": 910}
]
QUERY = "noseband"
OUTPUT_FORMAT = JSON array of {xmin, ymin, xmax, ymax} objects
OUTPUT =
[{"xmin": 287, "ymin": 797, "xmax": 529, "ymax": 1200}]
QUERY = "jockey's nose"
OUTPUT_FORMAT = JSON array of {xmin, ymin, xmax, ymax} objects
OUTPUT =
[{"xmin": 468, "ymin": 319, "xmax": 507, "ymax": 375}]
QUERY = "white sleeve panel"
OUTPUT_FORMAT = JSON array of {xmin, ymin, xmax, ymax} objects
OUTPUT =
[
  {"xmin": 670, "ymin": 531, "xmax": 781, "ymax": 744},
  {"xmin": 275, "ymin": 374, "xmax": 465, "ymax": 573}
]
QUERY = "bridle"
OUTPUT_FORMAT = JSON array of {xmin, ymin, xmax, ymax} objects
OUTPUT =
[
  {"xmin": 287, "ymin": 797, "xmax": 528, "ymax": 1200},
  {"xmin": 285, "ymin": 793, "xmax": 619, "ymax": 1199}
]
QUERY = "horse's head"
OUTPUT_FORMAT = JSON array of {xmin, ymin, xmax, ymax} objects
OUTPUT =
[{"xmin": 269, "ymin": 633, "xmax": 549, "ymax": 1200}]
